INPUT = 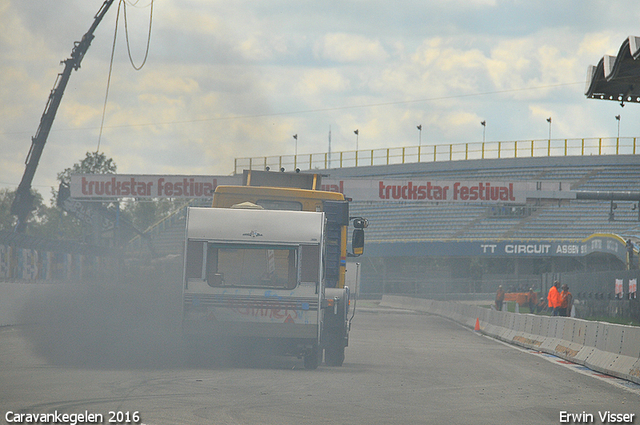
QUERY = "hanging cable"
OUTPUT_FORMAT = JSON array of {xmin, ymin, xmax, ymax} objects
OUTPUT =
[
  {"xmin": 96, "ymin": 0, "xmax": 122, "ymax": 153},
  {"xmin": 96, "ymin": 0, "xmax": 153, "ymax": 152},
  {"xmin": 123, "ymin": 0, "xmax": 154, "ymax": 70}
]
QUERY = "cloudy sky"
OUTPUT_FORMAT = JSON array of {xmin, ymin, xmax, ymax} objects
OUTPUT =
[{"xmin": 1, "ymin": 0, "xmax": 639, "ymax": 198}]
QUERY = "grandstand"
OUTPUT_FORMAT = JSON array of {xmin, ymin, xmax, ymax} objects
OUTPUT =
[
  {"xmin": 333, "ymin": 155, "xmax": 640, "ymax": 242},
  {"xmin": 123, "ymin": 152, "xmax": 639, "ymax": 297},
  {"xmin": 4, "ymin": 143, "xmax": 637, "ymax": 305},
  {"xmin": 321, "ymin": 154, "xmax": 640, "ymax": 296}
]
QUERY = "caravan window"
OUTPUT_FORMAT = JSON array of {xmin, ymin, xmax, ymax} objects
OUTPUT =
[
  {"xmin": 206, "ymin": 243, "xmax": 297, "ymax": 289},
  {"xmin": 185, "ymin": 240, "xmax": 205, "ymax": 279},
  {"xmin": 300, "ymin": 245, "xmax": 320, "ymax": 283}
]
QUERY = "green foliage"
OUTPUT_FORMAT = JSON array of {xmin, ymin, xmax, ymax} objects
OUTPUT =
[
  {"xmin": 1, "ymin": 152, "xmax": 117, "ymax": 238},
  {"xmin": 3, "ymin": 151, "xmax": 186, "ymax": 243},
  {"xmin": 34, "ymin": 201, "xmax": 86, "ymax": 240},
  {"xmin": 0, "ymin": 188, "xmax": 17, "ymax": 231},
  {"xmin": 121, "ymin": 198, "xmax": 187, "ymax": 232},
  {"xmin": 57, "ymin": 151, "xmax": 117, "ymax": 185},
  {"xmin": 47, "ymin": 151, "xmax": 119, "ymax": 240},
  {"xmin": 0, "ymin": 186, "xmax": 84, "ymax": 238}
]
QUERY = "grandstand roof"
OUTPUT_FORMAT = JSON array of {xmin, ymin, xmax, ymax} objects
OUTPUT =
[
  {"xmin": 324, "ymin": 153, "xmax": 639, "ymax": 180},
  {"xmin": 585, "ymin": 35, "xmax": 640, "ymax": 104}
]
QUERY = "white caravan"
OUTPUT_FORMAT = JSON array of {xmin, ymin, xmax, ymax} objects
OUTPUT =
[{"xmin": 182, "ymin": 207, "xmax": 329, "ymax": 369}]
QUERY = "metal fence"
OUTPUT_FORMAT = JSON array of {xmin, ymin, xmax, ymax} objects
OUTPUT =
[
  {"xmin": 548, "ymin": 269, "xmax": 640, "ymax": 299},
  {"xmin": 360, "ymin": 274, "xmax": 540, "ymax": 299},
  {"xmin": 235, "ymin": 137, "xmax": 639, "ymax": 173},
  {"xmin": 0, "ymin": 230, "xmax": 117, "ymax": 283}
]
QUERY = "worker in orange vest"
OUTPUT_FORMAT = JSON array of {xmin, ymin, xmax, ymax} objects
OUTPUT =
[
  {"xmin": 547, "ymin": 281, "xmax": 561, "ymax": 316},
  {"xmin": 559, "ymin": 284, "xmax": 573, "ymax": 317},
  {"xmin": 495, "ymin": 285, "xmax": 505, "ymax": 311}
]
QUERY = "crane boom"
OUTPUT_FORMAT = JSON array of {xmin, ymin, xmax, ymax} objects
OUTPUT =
[{"xmin": 11, "ymin": 0, "xmax": 115, "ymax": 232}]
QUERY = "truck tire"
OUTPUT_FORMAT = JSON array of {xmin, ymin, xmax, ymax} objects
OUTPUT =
[
  {"xmin": 304, "ymin": 345, "xmax": 320, "ymax": 370},
  {"xmin": 324, "ymin": 339, "xmax": 345, "ymax": 367}
]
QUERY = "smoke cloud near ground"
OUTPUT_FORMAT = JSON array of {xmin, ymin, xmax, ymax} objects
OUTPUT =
[
  {"xmin": 19, "ymin": 258, "xmax": 186, "ymax": 368},
  {"xmin": 17, "ymin": 257, "xmax": 291, "ymax": 369}
]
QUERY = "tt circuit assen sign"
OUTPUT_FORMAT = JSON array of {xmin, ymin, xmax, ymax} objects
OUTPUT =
[
  {"xmin": 320, "ymin": 179, "xmax": 572, "ymax": 204},
  {"xmin": 365, "ymin": 235, "xmax": 630, "ymax": 262},
  {"xmin": 70, "ymin": 174, "xmax": 241, "ymax": 199}
]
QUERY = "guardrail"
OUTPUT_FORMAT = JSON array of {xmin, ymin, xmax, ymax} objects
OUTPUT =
[
  {"xmin": 235, "ymin": 137, "xmax": 639, "ymax": 173},
  {"xmin": 126, "ymin": 199, "xmax": 211, "ymax": 255},
  {"xmin": 380, "ymin": 295, "xmax": 640, "ymax": 384},
  {"xmin": 127, "ymin": 202, "xmax": 190, "ymax": 251}
]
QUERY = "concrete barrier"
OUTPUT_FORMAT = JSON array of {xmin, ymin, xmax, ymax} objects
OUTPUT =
[
  {"xmin": 561, "ymin": 320, "xmax": 586, "ymax": 360},
  {"xmin": 575, "ymin": 321, "xmax": 600, "ymax": 364},
  {"xmin": 503, "ymin": 313, "xmax": 518, "ymax": 342},
  {"xmin": 540, "ymin": 317, "xmax": 563, "ymax": 353},
  {"xmin": 514, "ymin": 315, "xmax": 545, "ymax": 350},
  {"xmin": 585, "ymin": 323, "xmax": 617, "ymax": 376},
  {"xmin": 380, "ymin": 295, "xmax": 640, "ymax": 385},
  {"xmin": 594, "ymin": 323, "xmax": 640, "ymax": 381}
]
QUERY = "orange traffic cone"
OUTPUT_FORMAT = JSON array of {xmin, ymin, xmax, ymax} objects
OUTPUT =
[{"xmin": 474, "ymin": 318, "xmax": 480, "ymax": 331}]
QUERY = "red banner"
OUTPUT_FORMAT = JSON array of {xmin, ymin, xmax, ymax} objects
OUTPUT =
[
  {"xmin": 70, "ymin": 174, "xmax": 241, "ymax": 199},
  {"xmin": 321, "ymin": 179, "xmax": 572, "ymax": 204}
]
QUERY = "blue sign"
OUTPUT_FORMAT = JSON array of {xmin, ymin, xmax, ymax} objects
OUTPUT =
[{"xmin": 364, "ymin": 234, "xmax": 628, "ymax": 263}]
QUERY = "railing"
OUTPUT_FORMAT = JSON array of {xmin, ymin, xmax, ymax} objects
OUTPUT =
[
  {"xmin": 126, "ymin": 201, "xmax": 192, "ymax": 254},
  {"xmin": 234, "ymin": 137, "xmax": 638, "ymax": 174}
]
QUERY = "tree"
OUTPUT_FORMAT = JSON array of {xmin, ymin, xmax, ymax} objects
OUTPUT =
[
  {"xmin": 0, "ymin": 188, "xmax": 18, "ymax": 231},
  {"xmin": 57, "ymin": 151, "xmax": 117, "ymax": 185},
  {"xmin": 50, "ymin": 151, "xmax": 118, "ymax": 242},
  {"xmin": 54, "ymin": 151, "xmax": 186, "ymax": 243},
  {"xmin": 0, "ymin": 152, "xmax": 119, "ymax": 238},
  {"xmin": 121, "ymin": 197, "xmax": 186, "ymax": 232},
  {"xmin": 2, "ymin": 151, "xmax": 186, "ymax": 245},
  {"xmin": 0, "ymin": 187, "xmax": 61, "ymax": 237}
]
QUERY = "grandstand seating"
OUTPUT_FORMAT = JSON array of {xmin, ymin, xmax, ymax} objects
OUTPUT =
[
  {"xmin": 128, "ymin": 155, "xmax": 640, "ymax": 258},
  {"xmin": 344, "ymin": 157, "xmax": 640, "ymax": 243}
]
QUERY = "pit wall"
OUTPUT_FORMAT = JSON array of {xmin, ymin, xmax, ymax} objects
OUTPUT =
[{"xmin": 380, "ymin": 295, "xmax": 640, "ymax": 385}]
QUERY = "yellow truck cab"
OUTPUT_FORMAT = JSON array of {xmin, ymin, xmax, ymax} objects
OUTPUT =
[{"xmin": 181, "ymin": 170, "xmax": 366, "ymax": 368}]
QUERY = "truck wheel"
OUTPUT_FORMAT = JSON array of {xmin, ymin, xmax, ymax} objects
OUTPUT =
[
  {"xmin": 324, "ymin": 342, "xmax": 345, "ymax": 367},
  {"xmin": 304, "ymin": 346, "xmax": 320, "ymax": 370}
]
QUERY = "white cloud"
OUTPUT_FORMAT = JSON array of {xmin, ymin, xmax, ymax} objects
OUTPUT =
[
  {"xmin": 3, "ymin": 0, "xmax": 640, "ymax": 198},
  {"xmin": 316, "ymin": 33, "xmax": 389, "ymax": 63},
  {"xmin": 236, "ymin": 32, "xmax": 292, "ymax": 62},
  {"xmin": 296, "ymin": 69, "xmax": 351, "ymax": 97}
]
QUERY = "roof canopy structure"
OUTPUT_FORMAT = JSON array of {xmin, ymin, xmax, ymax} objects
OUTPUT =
[{"xmin": 585, "ymin": 36, "xmax": 640, "ymax": 105}]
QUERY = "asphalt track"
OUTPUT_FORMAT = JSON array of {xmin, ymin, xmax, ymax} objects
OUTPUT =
[{"xmin": 1, "ymin": 305, "xmax": 639, "ymax": 425}]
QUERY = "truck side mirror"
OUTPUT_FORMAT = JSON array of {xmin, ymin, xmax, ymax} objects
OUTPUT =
[{"xmin": 352, "ymin": 229, "xmax": 364, "ymax": 256}]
